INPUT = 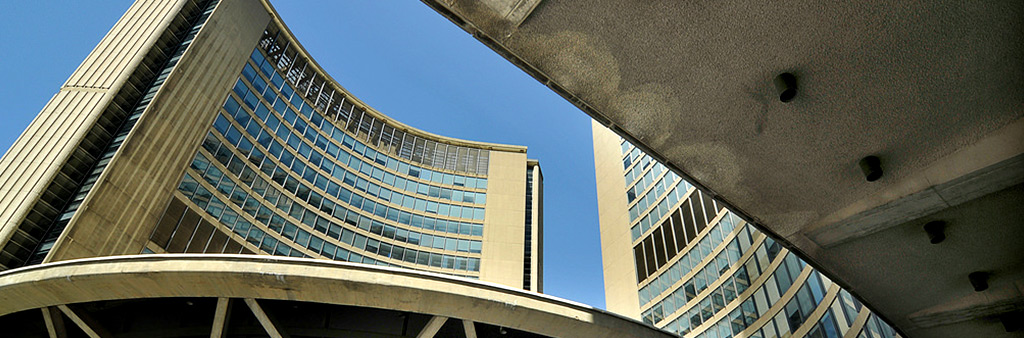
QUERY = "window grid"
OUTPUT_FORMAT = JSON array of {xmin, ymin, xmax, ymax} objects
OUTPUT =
[
  {"xmin": 255, "ymin": 29, "xmax": 490, "ymax": 176},
  {"xmin": 234, "ymin": 60, "xmax": 489, "ymax": 201},
  {"xmin": 185, "ymin": 139, "xmax": 483, "ymax": 273}
]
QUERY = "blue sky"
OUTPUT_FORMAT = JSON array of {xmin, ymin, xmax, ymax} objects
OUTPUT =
[{"xmin": 0, "ymin": 2, "xmax": 606, "ymax": 308}]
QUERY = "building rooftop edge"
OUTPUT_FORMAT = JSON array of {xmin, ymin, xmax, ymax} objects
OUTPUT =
[{"xmin": 257, "ymin": 0, "xmax": 527, "ymax": 154}]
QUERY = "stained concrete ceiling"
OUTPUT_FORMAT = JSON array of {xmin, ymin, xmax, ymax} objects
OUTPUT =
[{"xmin": 421, "ymin": 0, "xmax": 1024, "ymax": 336}]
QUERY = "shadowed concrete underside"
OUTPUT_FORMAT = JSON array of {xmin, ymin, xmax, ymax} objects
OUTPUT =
[
  {"xmin": 418, "ymin": 1, "xmax": 1024, "ymax": 336},
  {"xmin": 0, "ymin": 254, "xmax": 673, "ymax": 338}
]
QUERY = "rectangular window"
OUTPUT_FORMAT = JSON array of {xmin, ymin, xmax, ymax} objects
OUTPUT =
[
  {"xmin": 705, "ymin": 258, "xmax": 721, "ymax": 282},
  {"xmin": 754, "ymin": 289, "xmax": 770, "ymax": 317},
  {"xmin": 689, "ymin": 308, "xmax": 702, "ymax": 328},
  {"xmin": 634, "ymin": 245, "xmax": 648, "ymax": 282},
  {"xmin": 711, "ymin": 288, "xmax": 726, "ymax": 313},
  {"xmin": 308, "ymin": 236, "xmax": 324, "ymax": 254},
  {"xmin": 700, "ymin": 298, "xmax": 714, "ymax": 322},
  {"xmin": 722, "ymin": 278, "xmax": 737, "ymax": 303},
  {"xmin": 776, "ymin": 260, "xmax": 795, "ymax": 294},
  {"xmin": 643, "ymin": 237, "xmax": 657, "ymax": 276},
  {"xmin": 684, "ymin": 279, "xmax": 697, "ymax": 300},
  {"xmin": 327, "ymin": 222, "xmax": 342, "ymax": 240},
  {"xmin": 340, "ymin": 229, "xmax": 354, "ymax": 245},
  {"xmin": 701, "ymin": 190, "xmax": 718, "ymax": 224},
  {"xmin": 693, "ymin": 196, "xmax": 708, "ymax": 232},
  {"xmin": 796, "ymin": 284, "xmax": 815, "ymax": 322},
  {"xmin": 681, "ymin": 200, "xmax": 697, "ymax": 243},
  {"xmin": 785, "ymin": 298, "xmax": 803, "ymax": 332},
  {"xmin": 694, "ymin": 269, "xmax": 708, "ymax": 294},
  {"xmin": 353, "ymin": 234, "xmax": 367, "ymax": 249},
  {"xmin": 652, "ymin": 228, "xmax": 667, "ymax": 269},
  {"xmin": 233, "ymin": 79, "xmax": 249, "ymax": 98},
  {"xmin": 766, "ymin": 275, "xmax": 781, "ymax": 304},
  {"xmin": 364, "ymin": 238, "xmax": 379, "ymax": 254}
]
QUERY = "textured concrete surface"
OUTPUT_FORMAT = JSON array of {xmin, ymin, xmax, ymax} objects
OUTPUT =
[
  {"xmin": 0, "ymin": 254, "xmax": 674, "ymax": 338},
  {"xmin": 422, "ymin": 1, "xmax": 1024, "ymax": 336}
]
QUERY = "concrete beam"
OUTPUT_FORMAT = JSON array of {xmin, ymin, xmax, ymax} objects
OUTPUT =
[
  {"xmin": 0, "ymin": 254, "xmax": 677, "ymax": 338},
  {"xmin": 211, "ymin": 298, "xmax": 231, "ymax": 338},
  {"xmin": 416, "ymin": 315, "xmax": 448, "ymax": 338},
  {"xmin": 907, "ymin": 284, "xmax": 1024, "ymax": 329},
  {"xmin": 463, "ymin": 319, "xmax": 477, "ymax": 338},
  {"xmin": 244, "ymin": 298, "xmax": 289, "ymax": 338},
  {"xmin": 41, "ymin": 307, "xmax": 67, "ymax": 338},
  {"xmin": 57, "ymin": 304, "xmax": 109, "ymax": 338}
]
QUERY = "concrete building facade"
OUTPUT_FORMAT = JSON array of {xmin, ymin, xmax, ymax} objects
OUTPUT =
[
  {"xmin": 593, "ymin": 122, "xmax": 900, "ymax": 338},
  {"xmin": 0, "ymin": 1, "xmax": 606, "ymax": 337}
]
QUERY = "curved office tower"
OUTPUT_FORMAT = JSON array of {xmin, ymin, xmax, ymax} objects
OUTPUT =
[
  {"xmin": 593, "ymin": 122, "xmax": 900, "ymax": 338},
  {"xmin": 0, "ymin": 1, "xmax": 580, "ymax": 337},
  {"xmin": 0, "ymin": 0, "xmax": 541, "ymax": 290}
]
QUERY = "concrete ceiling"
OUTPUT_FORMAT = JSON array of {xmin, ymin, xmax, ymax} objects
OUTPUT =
[{"xmin": 421, "ymin": 0, "xmax": 1024, "ymax": 336}]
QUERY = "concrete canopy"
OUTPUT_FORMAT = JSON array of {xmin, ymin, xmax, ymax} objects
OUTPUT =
[
  {"xmin": 420, "ymin": 1, "xmax": 1024, "ymax": 336},
  {"xmin": 0, "ymin": 254, "xmax": 672, "ymax": 338}
]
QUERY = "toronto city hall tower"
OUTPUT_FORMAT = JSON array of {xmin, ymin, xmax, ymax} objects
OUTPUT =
[
  {"xmin": 593, "ymin": 123, "xmax": 899, "ymax": 338},
  {"xmin": 0, "ymin": 1, "xmax": 669, "ymax": 337}
]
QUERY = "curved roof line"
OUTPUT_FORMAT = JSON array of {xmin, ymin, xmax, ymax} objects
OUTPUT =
[
  {"xmin": 0, "ymin": 254, "xmax": 671, "ymax": 338},
  {"xmin": 256, "ymin": 1, "xmax": 526, "ymax": 153}
]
